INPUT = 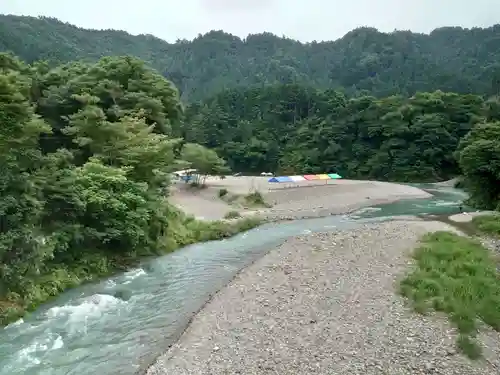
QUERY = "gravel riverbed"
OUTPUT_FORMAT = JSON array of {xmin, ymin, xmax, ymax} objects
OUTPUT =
[
  {"xmin": 172, "ymin": 178, "xmax": 432, "ymax": 221},
  {"xmin": 147, "ymin": 221, "xmax": 500, "ymax": 375}
]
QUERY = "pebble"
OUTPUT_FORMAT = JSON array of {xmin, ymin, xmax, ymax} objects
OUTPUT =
[{"xmin": 147, "ymin": 221, "xmax": 500, "ymax": 375}]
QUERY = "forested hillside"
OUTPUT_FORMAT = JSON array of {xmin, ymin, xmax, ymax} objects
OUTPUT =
[
  {"xmin": 181, "ymin": 85, "xmax": 487, "ymax": 182},
  {"xmin": 0, "ymin": 53, "xmax": 258, "ymax": 325},
  {"xmin": 1, "ymin": 15, "xmax": 500, "ymax": 101}
]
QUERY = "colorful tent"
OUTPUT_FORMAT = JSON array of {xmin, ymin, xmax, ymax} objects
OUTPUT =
[
  {"xmin": 269, "ymin": 173, "xmax": 343, "ymax": 183},
  {"xmin": 303, "ymin": 174, "xmax": 320, "ymax": 180},
  {"xmin": 289, "ymin": 175, "xmax": 306, "ymax": 182},
  {"xmin": 268, "ymin": 176, "xmax": 293, "ymax": 183},
  {"xmin": 328, "ymin": 173, "xmax": 342, "ymax": 179}
]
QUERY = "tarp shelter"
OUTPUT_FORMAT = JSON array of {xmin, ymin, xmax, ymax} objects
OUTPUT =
[
  {"xmin": 304, "ymin": 174, "xmax": 320, "ymax": 180},
  {"xmin": 173, "ymin": 168, "xmax": 197, "ymax": 177},
  {"xmin": 268, "ymin": 176, "xmax": 293, "ymax": 183},
  {"xmin": 328, "ymin": 173, "xmax": 342, "ymax": 179},
  {"xmin": 317, "ymin": 174, "xmax": 330, "ymax": 180},
  {"xmin": 289, "ymin": 175, "xmax": 306, "ymax": 182}
]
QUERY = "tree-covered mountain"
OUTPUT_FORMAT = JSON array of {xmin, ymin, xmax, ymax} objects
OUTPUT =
[{"xmin": 1, "ymin": 14, "xmax": 500, "ymax": 101}]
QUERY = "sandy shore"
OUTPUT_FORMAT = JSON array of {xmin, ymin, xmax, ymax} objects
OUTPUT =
[
  {"xmin": 170, "ymin": 177, "xmax": 432, "ymax": 221},
  {"xmin": 147, "ymin": 220, "xmax": 500, "ymax": 375}
]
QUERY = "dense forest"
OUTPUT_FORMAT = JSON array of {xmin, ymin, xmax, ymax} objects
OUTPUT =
[
  {"xmin": 180, "ymin": 83, "xmax": 499, "ymax": 207},
  {"xmin": 0, "ymin": 16, "xmax": 499, "ymax": 325},
  {"xmin": 0, "ymin": 53, "xmax": 258, "ymax": 325},
  {"xmin": 1, "ymin": 15, "xmax": 500, "ymax": 101},
  {"xmin": 182, "ymin": 85, "xmax": 486, "ymax": 182}
]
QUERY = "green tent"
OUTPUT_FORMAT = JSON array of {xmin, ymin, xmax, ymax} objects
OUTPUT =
[{"xmin": 328, "ymin": 173, "xmax": 342, "ymax": 179}]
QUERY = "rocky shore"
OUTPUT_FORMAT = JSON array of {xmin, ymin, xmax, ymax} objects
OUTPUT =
[{"xmin": 147, "ymin": 220, "xmax": 500, "ymax": 375}]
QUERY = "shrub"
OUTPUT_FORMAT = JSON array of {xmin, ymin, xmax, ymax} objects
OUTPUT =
[
  {"xmin": 224, "ymin": 210, "xmax": 241, "ymax": 219},
  {"xmin": 218, "ymin": 188, "xmax": 229, "ymax": 197}
]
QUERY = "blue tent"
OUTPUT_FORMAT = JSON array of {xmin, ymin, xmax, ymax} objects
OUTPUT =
[{"xmin": 268, "ymin": 176, "xmax": 293, "ymax": 183}]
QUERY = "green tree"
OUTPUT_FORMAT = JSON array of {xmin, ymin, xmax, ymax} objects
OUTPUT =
[
  {"xmin": 184, "ymin": 85, "xmax": 483, "ymax": 182},
  {"xmin": 180, "ymin": 143, "xmax": 229, "ymax": 185},
  {"xmin": 0, "ymin": 72, "xmax": 53, "ymax": 295},
  {"xmin": 63, "ymin": 94, "xmax": 181, "ymax": 191},
  {"xmin": 33, "ymin": 56, "xmax": 182, "ymax": 155},
  {"xmin": 458, "ymin": 122, "xmax": 500, "ymax": 209},
  {"xmin": 0, "ymin": 53, "xmax": 259, "ymax": 325}
]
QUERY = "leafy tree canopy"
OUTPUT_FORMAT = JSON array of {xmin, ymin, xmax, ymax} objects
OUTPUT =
[{"xmin": 0, "ymin": 53, "xmax": 233, "ymax": 324}]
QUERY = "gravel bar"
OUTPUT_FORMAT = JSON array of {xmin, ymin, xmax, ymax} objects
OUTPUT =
[{"xmin": 147, "ymin": 221, "xmax": 500, "ymax": 375}]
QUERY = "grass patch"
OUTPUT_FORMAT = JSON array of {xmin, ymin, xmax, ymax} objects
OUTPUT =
[
  {"xmin": 244, "ymin": 191, "xmax": 271, "ymax": 208},
  {"xmin": 224, "ymin": 210, "xmax": 241, "ymax": 219},
  {"xmin": 218, "ymin": 188, "xmax": 228, "ymax": 197},
  {"xmin": 218, "ymin": 190, "xmax": 271, "ymax": 208},
  {"xmin": 183, "ymin": 216, "xmax": 263, "ymax": 243},
  {"xmin": 472, "ymin": 214, "xmax": 500, "ymax": 237},
  {"xmin": 399, "ymin": 231, "xmax": 500, "ymax": 359}
]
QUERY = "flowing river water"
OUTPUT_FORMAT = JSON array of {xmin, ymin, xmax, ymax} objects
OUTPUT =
[{"xmin": 0, "ymin": 184, "xmax": 471, "ymax": 375}]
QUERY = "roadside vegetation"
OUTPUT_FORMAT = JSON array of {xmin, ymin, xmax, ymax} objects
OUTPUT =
[{"xmin": 400, "ymin": 232, "xmax": 500, "ymax": 359}]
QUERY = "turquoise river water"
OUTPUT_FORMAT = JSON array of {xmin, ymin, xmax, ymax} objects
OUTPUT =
[{"xmin": 0, "ymin": 184, "xmax": 470, "ymax": 375}]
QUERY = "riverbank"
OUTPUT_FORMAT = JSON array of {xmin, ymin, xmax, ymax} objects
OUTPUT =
[
  {"xmin": 171, "ymin": 177, "xmax": 433, "ymax": 221},
  {"xmin": 0, "ymin": 214, "xmax": 262, "ymax": 326},
  {"xmin": 147, "ymin": 219, "xmax": 500, "ymax": 375}
]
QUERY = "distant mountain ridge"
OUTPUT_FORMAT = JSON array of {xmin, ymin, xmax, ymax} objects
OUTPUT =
[{"xmin": 1, "ymin": 14, "xmax": 500, "ymax": 101}]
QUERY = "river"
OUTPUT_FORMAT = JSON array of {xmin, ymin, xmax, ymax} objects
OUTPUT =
[{"xmin": 0, "ymin": 184, "xmax": 470, "ymax": 375}]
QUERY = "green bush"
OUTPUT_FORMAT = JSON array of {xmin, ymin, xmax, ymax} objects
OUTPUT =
[
  {"xmin": 244, "ymin": 191, "xmax": 271, "ymax": 207},
  {"xmin": 400, "ymin": 231, "xmax": 500, "ymax": 359},
  {"xmin": 472, "ymin": 214, "xmax": 500, "ymax": 237},
  {"xmin": 224, "ymin": 210, "xmax": 241, "ymax": 219}
]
